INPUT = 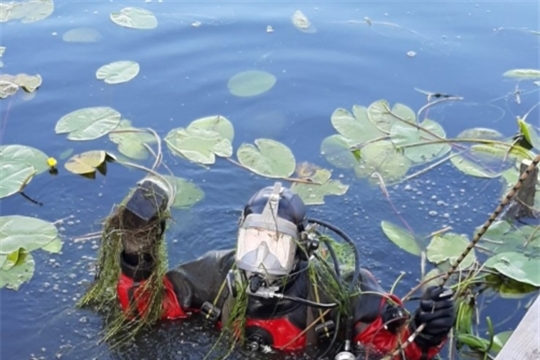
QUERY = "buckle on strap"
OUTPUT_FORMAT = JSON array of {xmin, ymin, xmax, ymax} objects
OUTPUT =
[
  {"xmin": 315, "ymin": 320, "xmax": 335, "ymax": 339},
  {"xmin": 201, "ymin": 301, "xmax": 221, "ymax": 322}
]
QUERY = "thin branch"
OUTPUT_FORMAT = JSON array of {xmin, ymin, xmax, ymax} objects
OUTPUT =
[
  {"xmin": 225, "ymin": 157, "xmax": 314, "ymax": 184},
  {"xmin": 417, "ymin": 96, "xmax": 464, "ymax": 121}
]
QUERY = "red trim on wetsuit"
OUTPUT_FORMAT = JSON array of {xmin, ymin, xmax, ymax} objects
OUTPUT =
[
  {"xmin": 353, "ymin": 294, "xmax": 444, "ymax": 360},
  {"xmin": 117, "ymin": 273, "xmax": 188, "ymax": 320},
  {"xmin": 245, "ymin": 318, "xmax": 306, "ymax": 351}
]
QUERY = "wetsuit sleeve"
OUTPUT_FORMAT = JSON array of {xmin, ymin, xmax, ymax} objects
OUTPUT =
[
  {"xmin": 351, "ymin": 269, "xmax": 445, "ymax": 360},
  {"xmin": 117, "ymin": 249, "xmax": 235, "ymax": 320}
]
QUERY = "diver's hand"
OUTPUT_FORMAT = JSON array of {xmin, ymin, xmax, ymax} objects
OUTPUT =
[{"xmin": 411, "ymin": 286, "xmax": 455, "ymax": 348}]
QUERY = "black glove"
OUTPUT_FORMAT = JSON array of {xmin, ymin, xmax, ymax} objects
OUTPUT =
[{"xmin": 411, "ymin": 286, "xmax": 455, "ymax": 349}]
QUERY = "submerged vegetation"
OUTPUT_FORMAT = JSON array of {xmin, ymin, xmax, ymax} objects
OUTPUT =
[{"xmin": 0, "ymin": 1, "xmax": 539, "ymax": 359}]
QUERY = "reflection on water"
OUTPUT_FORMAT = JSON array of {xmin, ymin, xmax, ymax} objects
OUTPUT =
[{"xmin": 1, "ymin": 0, "xmax": 539, "ymax": 359}]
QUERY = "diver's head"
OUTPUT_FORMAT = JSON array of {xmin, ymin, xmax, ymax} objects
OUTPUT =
[{"xmin": 235, "ymin": 182, "xmax": 306, "ymax": 291}]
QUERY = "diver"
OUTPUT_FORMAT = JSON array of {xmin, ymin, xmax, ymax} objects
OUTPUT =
[{"xmin": 113, "ymin": 179, "xmax": 455, "ymax": 360}]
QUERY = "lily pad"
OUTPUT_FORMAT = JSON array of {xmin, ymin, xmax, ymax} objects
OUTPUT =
[
  {"xmin": 485, "ymin": 252, "xmax": 540, "ymax": 287},
  {"xmin": 426, "ymin": 233, "xmax": 476, "ymax": 269},
  {"xmin": 110, "ymin": 7, "xmax": 158, "ymax": 30},
  {"xmin": 237, "ymin": 139, "xmax": 295, "ymax": 178},
  {"xmin": 320, "ymin": 135, "xmax": 358, "ymax": 170},
  {"xmin": 450, "ymin": 154, "xmax": 500, "ymax": 178},
  {"xmin": 227, "ymin": 70, "xmax": 276, "ymax": 97},
  {"xmin": 147, "ymin": 175, "xmax": 205, "ymax": 209},
  {"xmin": 0, "ymin": 73, "xmax": 42, "ymax": 98},
  {"xmin": 64, "ymin": 150, "xmax": 110, "ymax": 175},
  {"xmin": 0, "ymin": 144, "xmax": 49, "ymax": 174},
  {"xmin": 331, "ymin": 106, "xmax": 385, "ymax": 144},
  {"xmin": 0, "ymin": 0, "xmax": 54, "ymax": 23},
  {"xmin": 367, "ymin": 100, "xmax": 415, "ymax": 133},
  {"xmin": 291, "ymin": 10, "xmax": 316, "ymax": 33},
  {"xmin": 354, "ymin": 140, "xmax": 411, "ymax": 183},
  {"xmin": 0, "ymin": 215, "xmax": 58, "ymax": 255},
  {"xmin": 41, "ymin": 238, "xmax": 63, "ymax": 253},
  {"xmin": 503, "ymin": 69, "xmax": 540, "ymax": 80},
  {"xmin": 1, "ymin": 248, "xmax": 22, "ymax": 271},
  {"xmin": 96, "ymin": 61, "xmax": 140, "ymax": 84},
  {"xmin": 486, "ymin": 274, "xmax": 538, "ymax": 299},
  {"xmin": 381, "ymin": 220, "xmax": 422, "ymax": 256},
  {"xmin": 55, "ymin": 106, "xmax": 121, "ymax": 141},
  {"xmin": 291, "ymin": 169, "xmax": 349, "ymax": 205},
  {"xmin": 165, "ymin": 127, "xmax": 232, "ymax": 165},
  {"xmin": 0, "ymin": 251, "xmax": 35, "ymax": 290},
  {"xmin": 187, "ymin": 115, "xmax": 234, "ymax": 142},
  {"xmin": 390, "ymin": 118, "xmax": 450, "ymax": 164},
  {"xmin": 62, "ymin": 27, "xmax": 102, "ymax": 43},
  {"xmin": 0, "ymin": 162, "xmax": 35, "ymax": 199},
  {"xmin": 109, "ymin": 120, "xmax": 156, "ymax": 160}
]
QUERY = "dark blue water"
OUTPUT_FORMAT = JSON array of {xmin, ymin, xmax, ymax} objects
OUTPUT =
[{"xmin": 1, "ymin": 1, "xmax": 539, "ymax": 359}]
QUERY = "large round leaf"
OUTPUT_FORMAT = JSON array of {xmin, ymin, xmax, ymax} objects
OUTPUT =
[
  {"xmin": 485, "ymin": 252, "xmax": 540, "ymax": 287},
  {"xmin": 331, "ymin": 106, "xmax": 385, "ymax": 144},
  {"xmin": 0, "ymin": 162, "xmax": 35, "ymax": 199},
  {"xmin": 354, "ymin": 140, "xmax": 411, "ymax": 183},
  {"xmin": 450, "ymin": 155, "xmax": 500, "ymax": 178},
  {"xmin": 0, "ymin": 215, "xmax": 58, "ymax": 254},
  {"xmin": 165, "ymin": 127, "xmax": 232, "ymax": 165},
  {"xmin": 426, "ymin": 233, "xmax": 476, "ymax": 269},
  {"xmin": 110, "ymin": 7, "xmax": 158, "ymax": 30},
  {"xmin": 227, "ymin": 70, "xmax": 276, "ymax": 97},
  {"xmin": 55, "ymin": 106, "xmax": 121, "ymax": 141},
  {"xmin": 390, "ymin": 118, "xmax": 451, "ymax": 164},
  {"xmin": 1, "ymin": 0, "xmax": 54, "ymax": 23},
  {"xmin": 187, "ymin": 115, "xmax": 234, "ymax": 142},
  {"xmin": 367, "ymin": 100, "xmax": 415, "ymax": 133},
  {"xmin": 237, "ymin": 139, "xmax": 295, "ymax": 178},
  {"xmin": 0, "ymin": 251, "xmax": 34, "ymax": 290},
  {"xmin": 381, "ymin": 220, "xmax": 421, "ymax": 256},
  {"xmin": 320, "ymin": 135, "xmax": 358, "ymax": 170},
  {"xmin": 96, "ymin": 61, "xmax": 140, "ymax": 84},
  {"xmin": 109, "ymin": 120, "xmax": 156, "ymax": 160},
  {"xmin": 0, "ymin": 144, "xmax": 49, "ymax": 174},
  {"xmin": 64, "ymin": 150, "xmax": 107, "ymax": 175},
  {"xmin": 147, "ymin": 175, "xmax": 205, "ymax": 209},
  {"xmin": 503, "ymin": 69, "xmax": 540, "ymax": 80},
  {"xmin": 62, "ymin": 27, "xmax": 102, "ymax": 43},
  {"xmin": 291, "ymin": 169, "xmax": 348, "ymax": 205}
]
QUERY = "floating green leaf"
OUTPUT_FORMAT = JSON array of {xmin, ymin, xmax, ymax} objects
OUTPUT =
[
  {"xmin": 367, "ymin": 100, "xmax": 414, "ymax": 133},
  {"xmin": 291, "ymin": 10, "xmax": 316, "ymax": 33},
  {"xmin": 503, "ymin": 69, "xmax": 540, "ymax": 80},
  {"xmin": 381, "ymin": 220, "xmax": 421, "ymax": 256},
  {"xmin": 354, "ymin": 140, "xmax": 411, "ymax": 183},
  {"xmin": 64, "ymin": 150, "xmax": 109, "ymax": 175},
  {"xmin": 55, "ymin": 106, "xmax": 121, "ymax": 141},
  {"xmin": 165, "ymin": 126, "xmax": 232, "ymax": 165},
  {"xmin": 0, "ymin": 162, "xmax": 35, "ymax": 199},
  {"xmin": 1, "ymin": 248, "xmax": 22, "ymax": 271},
  {"xmin": 320, "ymin": 135, "xmax": 358, "ymax": 170},
  {"xmin": 0, "ymin": 144, "xmax": 49, "ymax": 174},
  {"xmin": 291, "ymin": 169, "xmax": 349, "ymax": 205},
  {"xmin": 228, "ymin": 70, "xmax": 276, "ymax": 97},
  {"xmin": 187, "ymin": 115, "xmax": 234, "ymax": 142},
  {"xmin": 492, "ymin": 331, "xmax": 513, "ymax": 353},
  {"xmin": 450, "ymin": 154, "xmax": 500, "ymax": 178},
  {"xmin": 41, "ymin": 238, "xmax": 63, "ymax": 253},
  {"xmin": 0, "ymin": 251, "xmax": 35, "ymax": 290},
  {"xmin": 110, "ymin": 7, "xmax": 158, "ymax": 30},
  {"xmin": 390, "ymin": 118, "xmax": 450, "ymax": 164},
  {"xmin": 237, "ymin": 139, "xmax": 295, "ymax": 178},
  {"xmin": 331, "ymin": 106, "xmax": 385, "ymax": 144},
  {"xmin": 479, "ymin": 221, "xmax": 540, "ymax": 253},
  {"xmin": 0, "ymin": 73, "xmax": 42, "ymax": 98},
  {"xmin": 485, "ymin": 252, "xmax": 540, "ymax": 287},
  {"xmin": 486, "ymin": 274, "xmax": 538, "ymax": 299},
  {"xmin": 426, "ymin": 233, "xmax": 476, "ymax": 269},
  {"xmin": 109, "ymin": 120, "xmax": 156, "ymax": 160},
  {"xmin": 96, "ymin": 61, "xmax": 140, "ymax": 84},
  {"xmin": 147, "ymin": 175, "xmax": 205, "ymax": 209},
  {"xmin": 0, "ymin": 215, "xmax": 58, "ymax": 255},
  {"xmin": 0, "ymin": 0, "xmax": 54, "ymax": 23},
  {"xmin": 470, "ymin": 143, "xmax": 533, "ymax": 163},
  {"xmin": 62, "ymin": 27, "xmax": 102, "ymax": 43}
]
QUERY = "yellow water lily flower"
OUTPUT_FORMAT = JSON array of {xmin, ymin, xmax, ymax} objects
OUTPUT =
[{"xmin": 47, "ymin": 157, "xmax": 57, "ymax": 168}]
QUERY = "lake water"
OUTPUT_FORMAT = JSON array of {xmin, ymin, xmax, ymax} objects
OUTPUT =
[{"xmin": 1, "ymin": 1, "xmax": 539, "ymax": 359}]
